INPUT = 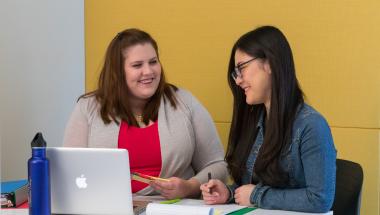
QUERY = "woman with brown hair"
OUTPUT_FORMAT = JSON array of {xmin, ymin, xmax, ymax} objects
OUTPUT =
[{"xmin": 63, "ymin": 28, "xmax": 227, "ymax": 199}]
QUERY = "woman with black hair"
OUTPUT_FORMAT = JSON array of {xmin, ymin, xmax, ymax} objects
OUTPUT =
[{"xmin": 200, "ymin": 26, "xmax": 336, "ymax": 213}]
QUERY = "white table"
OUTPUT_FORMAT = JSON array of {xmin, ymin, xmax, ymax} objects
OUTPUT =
[{"xmin": 0, "ymin": 208, "xmax": 332, "ymax": 215}]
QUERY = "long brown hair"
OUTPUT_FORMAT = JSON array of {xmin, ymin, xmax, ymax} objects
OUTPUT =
[
  {"xmin": 226, "ymin": 26, "xmax": 304, "ymax": 187},
  {"xmin": 80, "ymin": 28, "xmax": 178, "ymax": 126}
]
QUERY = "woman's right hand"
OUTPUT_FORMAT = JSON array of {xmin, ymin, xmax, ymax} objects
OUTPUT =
[{"xmin": 200, "ymin": 179, "xmax": 229, "ymax": 205}]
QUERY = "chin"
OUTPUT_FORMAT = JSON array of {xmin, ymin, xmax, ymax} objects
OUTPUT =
[
  {"xmin": 245, "ymin": 97, "xmax": 260, "ymax": 105},
  {"xmin": 142, "ymin": 88, "xmax": 159, "ymax": 99},
  {"xmin": 141, "ymin": 83, "xmax": 158, "ymax": 92},
  {"xmin": 245, "ymin": 98, "xmax": 255, "ymax": 105},
  {"xmin": 140, "ymin": 92, "xmax": 156, "ymax": 100}
]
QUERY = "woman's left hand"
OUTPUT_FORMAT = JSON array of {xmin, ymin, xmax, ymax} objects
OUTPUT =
[
  {"xmin": 234, "ymin": 184, "xmax": 256, "ymax": 206},
  {"xmin": 150, "ymin": 177, "xmax": 200, "ymax": 199}
]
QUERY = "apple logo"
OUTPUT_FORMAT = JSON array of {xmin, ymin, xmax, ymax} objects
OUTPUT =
[{"xmin": 76, "ymin": 174, "xmax": 88, "ymax": 189}]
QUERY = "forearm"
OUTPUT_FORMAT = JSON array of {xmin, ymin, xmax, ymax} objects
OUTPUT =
[
  {"xmin": 186, "ymin": 178, "xmax": 202, "ymax": 198},
  {"xmin": 251, "ymin": 184, "xmax": 334, "ymax": 213}
]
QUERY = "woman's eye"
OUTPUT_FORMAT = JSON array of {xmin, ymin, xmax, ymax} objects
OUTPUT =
[
  {"xmin": 239, "ymin": 65, "xmax": 247, "ymax": 72},
  {"xmin": 132, "ymin": 64, "xmax": 142, "ymax": 68},
  {"xmin": 149, "ymin": 60, "xmax": 158, "ymax": 65}
]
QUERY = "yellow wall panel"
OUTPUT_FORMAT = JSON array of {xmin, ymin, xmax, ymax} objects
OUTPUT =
[{"xmin": 85, "ymin": 0, "xmax": 380, "ymax": 127}]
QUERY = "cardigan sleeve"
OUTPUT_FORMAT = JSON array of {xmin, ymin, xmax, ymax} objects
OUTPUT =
[
  {"xmin": 183, "ymin": 91, "xmax": 228, "ymax": 184},
  {"xmin": 62, "ymin": 98, "xmax": 91, "ymax": 147}
]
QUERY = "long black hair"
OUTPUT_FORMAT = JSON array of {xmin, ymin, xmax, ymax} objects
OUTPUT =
[{"xmin": 225, "ymin": 26, "xmax": 304, "ymax": 187}]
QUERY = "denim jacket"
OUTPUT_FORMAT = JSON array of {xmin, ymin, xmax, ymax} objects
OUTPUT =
[{"xmin": 228, "ymin": 104, "xmax": 336, "ymax": 213}]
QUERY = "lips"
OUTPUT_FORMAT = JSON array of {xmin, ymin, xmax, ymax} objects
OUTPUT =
[{"xmin": 138, "ymin": 78, "xmax": 154, "ymax": 84}]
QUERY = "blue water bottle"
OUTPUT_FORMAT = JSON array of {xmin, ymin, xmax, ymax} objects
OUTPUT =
[{"xmin": 28, "ymin": 132, "xmax": 51, "ymax": 215}]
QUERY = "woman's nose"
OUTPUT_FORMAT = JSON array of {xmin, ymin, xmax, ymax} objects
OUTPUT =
[
  {"xmin": 235, "ymin": 75, "xmax": 243, "ymax": 85},
  {"xmin": 142, "ymin": 64, "xmax": 154, "ymax": 75}
]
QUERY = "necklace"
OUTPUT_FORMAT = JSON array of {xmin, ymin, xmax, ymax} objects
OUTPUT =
[{"xmin": 135, "ymin": 114, "xmax": 143, "ymax": 123}]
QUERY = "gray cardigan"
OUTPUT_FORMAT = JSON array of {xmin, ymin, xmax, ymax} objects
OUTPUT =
[{"xmin": 63, "ymin": 88, "xmax": 228, "ymax": 195}]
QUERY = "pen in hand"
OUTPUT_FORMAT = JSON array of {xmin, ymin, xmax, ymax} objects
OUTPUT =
[{"xmin": 208, "ymin": 172, "xmax": 213, "ymax": 194}]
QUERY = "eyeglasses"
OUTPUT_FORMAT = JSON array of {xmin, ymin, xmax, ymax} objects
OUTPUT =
[{"xmin": 231, "ymin": 57, "xmax": 258, "ymax": 81}]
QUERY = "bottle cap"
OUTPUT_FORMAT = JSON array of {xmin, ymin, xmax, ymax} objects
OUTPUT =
[{"xmin": 31, "ymin": 132, "xmax": 47, "ymax": 147}]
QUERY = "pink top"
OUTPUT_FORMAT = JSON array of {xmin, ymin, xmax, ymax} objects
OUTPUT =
[{"xmin": 118, "ymin": 121, "xmax": 162, "ymax": 193}]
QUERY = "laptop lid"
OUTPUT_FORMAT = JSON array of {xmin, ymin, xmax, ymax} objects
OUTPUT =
[{"xmin": 46, "ymin": 147, "xmax": 133, "ymax": 215}]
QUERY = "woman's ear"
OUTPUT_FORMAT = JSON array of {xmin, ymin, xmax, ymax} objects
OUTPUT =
[{"xmin": 263, "ymin": 60, "xmax": 272, "ymax": 74}]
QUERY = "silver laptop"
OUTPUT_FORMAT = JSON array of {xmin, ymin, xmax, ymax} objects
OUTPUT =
[{"xmin": 46, "ymin": 147, "xmax": 134, "ymax": 215}]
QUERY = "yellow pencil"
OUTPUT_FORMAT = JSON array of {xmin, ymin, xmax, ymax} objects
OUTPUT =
[{"xmin": 131, "ymin": 172, "xmax": 170, "ymax": 183}]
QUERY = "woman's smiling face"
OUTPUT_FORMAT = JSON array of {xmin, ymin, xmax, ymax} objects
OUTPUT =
[
  {"xmin": 123, "ymin": 43, "xmax": 161, "ymax": 102},
  {"xmin": 234, "ymin": 49, "xmax": 272, "ymax": 106}
]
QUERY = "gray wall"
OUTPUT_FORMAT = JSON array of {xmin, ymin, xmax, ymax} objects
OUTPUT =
[{"xmin": 0, "ymin": 0, "xmax": 85, "ymax": 181}]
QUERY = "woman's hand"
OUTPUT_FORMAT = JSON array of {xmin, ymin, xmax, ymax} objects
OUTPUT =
[
  {"xmin": 200, "ymin": 179, "xmax": 229, "ymax": 205},
  {"xmin": 150, "ymin": 177, "xmax": 200, "ymax": 199},
  {"xmin": 234, "ymin": 184, "xmax": 255, "ymax": 206}
]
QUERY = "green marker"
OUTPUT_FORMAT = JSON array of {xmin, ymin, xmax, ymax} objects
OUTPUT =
[
  {"xmin": 160, "ymin": 198, "xmax": 181, "ymax": 204},
  {"xmin": 226, "ymin": 207, "xmax": 257, "ymax": 215}
]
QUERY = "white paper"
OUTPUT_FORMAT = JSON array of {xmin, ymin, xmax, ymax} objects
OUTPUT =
[
  {"xmin": 177, "ymin": 199, "xmax": 246, "ymax": 214},
  {"xmin": 146, "ymin": 203, "xmax": 213, "ymax": 215}
]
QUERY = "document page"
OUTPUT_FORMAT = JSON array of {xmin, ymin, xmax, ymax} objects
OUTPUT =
[
  {"xmin": 144, "ymin": 198, "xmax": 247, "ymax": 215},
  {"xmin": 178, "ymin": 199, "xmax": 246, "ymax": 214}
]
